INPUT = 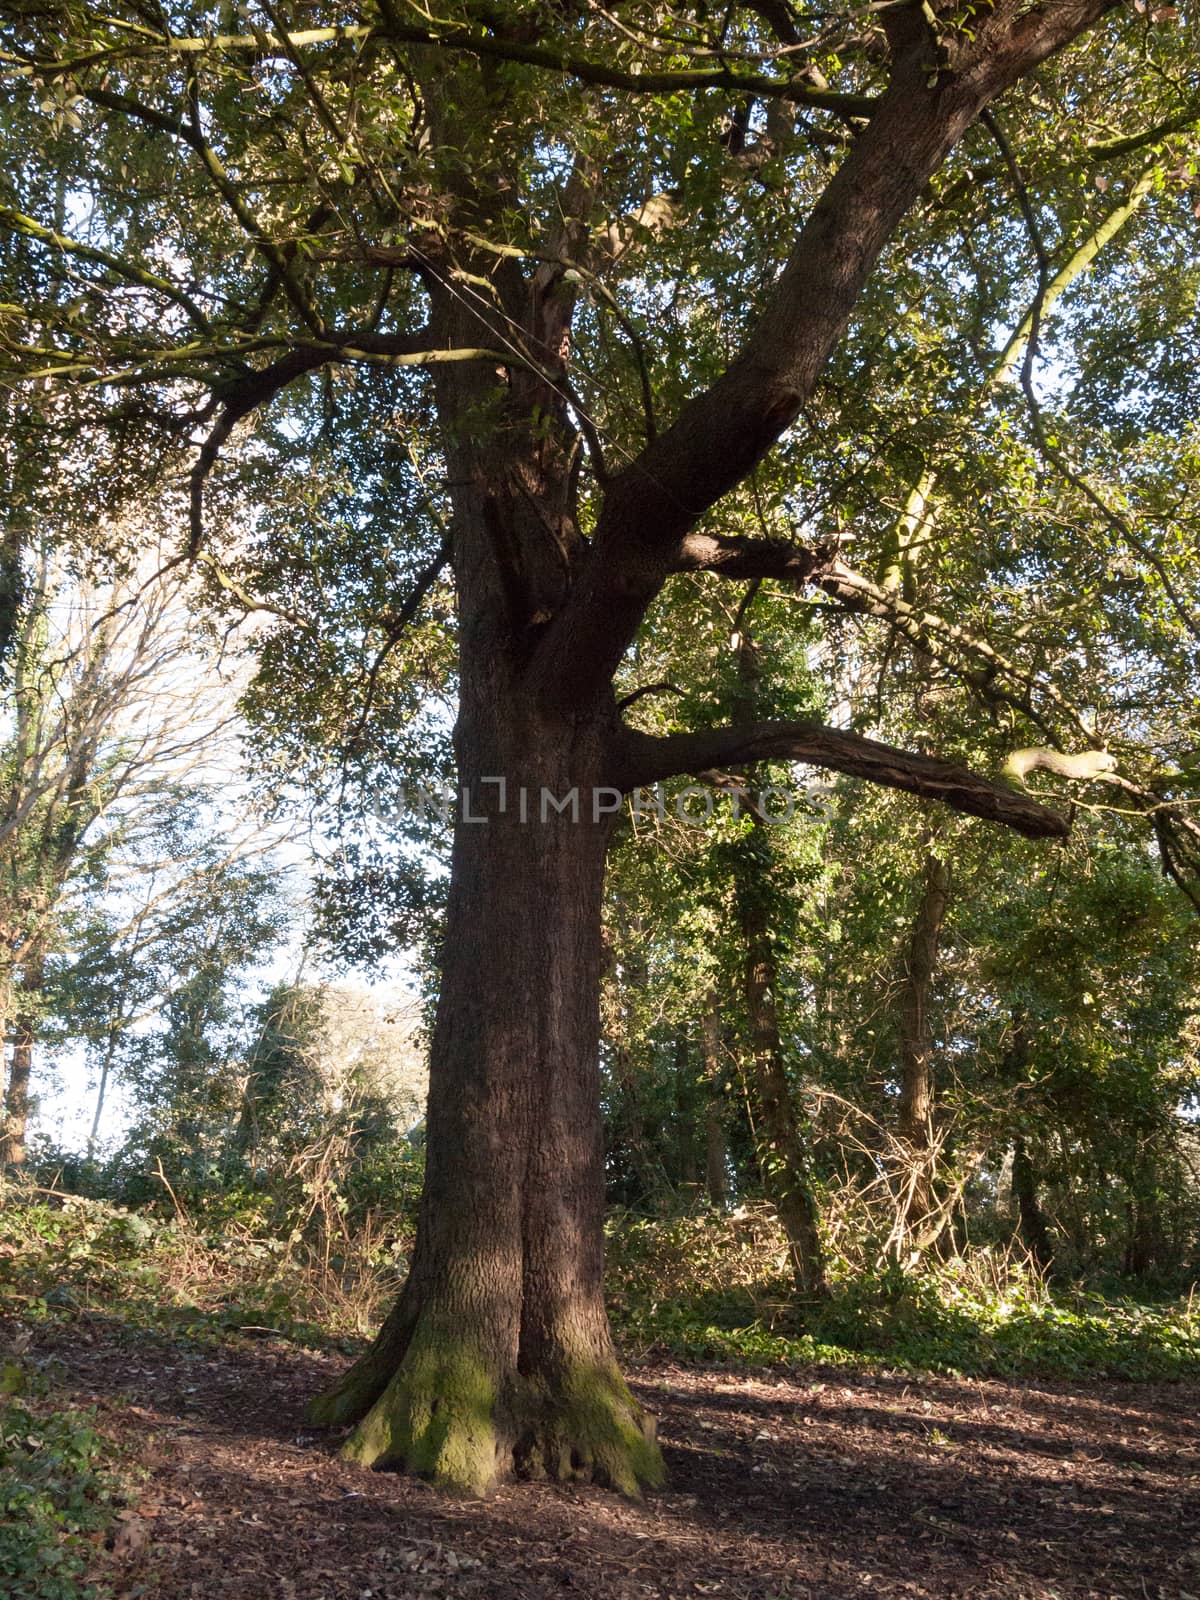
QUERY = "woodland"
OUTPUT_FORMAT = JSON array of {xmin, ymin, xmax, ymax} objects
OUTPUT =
[{"xmin": 1, "ymin": 0, "xmax": 1200, "ymax": 1595}]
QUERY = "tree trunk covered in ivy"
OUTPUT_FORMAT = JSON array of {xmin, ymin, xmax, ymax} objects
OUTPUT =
[
  {"xmin": 1, "ymin": 942, "xmax": 44, "ymax": 1168},
  {"xmin": 896, "ymin": 854, "xmax": 951, "ymax": 1249},
  {"xmin": 735, "ymin": 839, "xmax": 828, "ymax": 1300}
]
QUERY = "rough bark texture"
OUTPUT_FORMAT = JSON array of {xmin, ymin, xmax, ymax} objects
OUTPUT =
[
  {"xmin": 0, "ymin": 1009, "xmax": 33, "ymax": 1166},
  {"xmin": 310, "ymin": 721, "xmax": 662, "ymax": 1493},
  {"xmin": 0, "ymin": 945, "xmax": 42, "ymax": 1167},
  {"xmin": 307, "ymin": 331, "xmax": 662, "ymax": 1483}
]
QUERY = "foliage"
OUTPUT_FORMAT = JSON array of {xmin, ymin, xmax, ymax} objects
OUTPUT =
[
  {"xmin": 607, "ymin": 1204, "xmax": 1200, "ymax": 1383},
  {"xmin": 3, "ymin": 0, "xmax": 1200, "ymax": 1500},
  {"xmin": 0, "ymin": 1172, "xmax": 418, "ymax": 1347},
  {"xmin": 5, "ymin": 1185, "xmax": 1197, "ymax": 1404},
  {"xmin": 0, "ymin": 1358, "xmax": 121, "ymax": 1600}
]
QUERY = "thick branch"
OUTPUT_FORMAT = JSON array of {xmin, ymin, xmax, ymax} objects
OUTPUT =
[
  {"xmin": 527, "ymin": 0, "xmax": 1117, "ymax": 713},
  {"xmin": 0, "ymin": 206, "xmax": 212, "ymax": 332},
  {"xmin": 23, "ymin": 21, "xmax": 876, "ymax": 115},
  {"xmin": 190, "ymin": 327, "xmax": 486, "ymax": 555},
  {"xmin": 673, "ymin": 531, "xmax": 834, "ymax": 581},
  {"xmin": 611, "ymin": 721, "xmax": 1070, "ymax": 839}
]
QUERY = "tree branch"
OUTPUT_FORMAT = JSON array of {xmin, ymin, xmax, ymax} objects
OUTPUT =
[
  {"xmin": 344, "ymin": 535, "xmax": 453, "ymax": 758},
  {"xmin": 610, "ymin": 720, "xmax": 1070, "ymax": 839},
  {"xmin": 672, "ymin": 531, "xmax": 836, "ymax": 581},
  {"xmin": 0, "ymin": 205, "xmax": 212, "ymax": 333},
  {"xmin": 188, "ymin": 328, "xmax": 498, "ymax": 556},
  {"xmin": 527, "ymin": 0, "xmax": 1117, "ymax": 714},
  {"xmin": 23, "ymin": 19, "xmax": 878, "ymax": 115}
]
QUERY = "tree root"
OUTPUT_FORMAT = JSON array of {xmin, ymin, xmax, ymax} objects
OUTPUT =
[
  {"xmin": 515, "ymin": 1356, "xmax": 663, "ymax": 1497},
  {"xmin": 314, "ymin": 1320, "xmax": 663, "ymax": 1497}
]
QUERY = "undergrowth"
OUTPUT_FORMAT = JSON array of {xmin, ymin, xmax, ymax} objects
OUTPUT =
[
  {"xmin": 2, "ymin": 1185, "xmax": 1198, "ymax": 1397},
  {"xmin": 0, "ymin": 1355, "xmax": 124, "ymax": 1600},
  {"xmin": 606, "ymin": 1207, "xmax": 1200, "ymax": 1382},
  {"xmin": 0, "ymin": 1184, "xmax": 406, "ymax": 1352},
  {"xmin": 3, "ymin": 1177, "xmax": 1195, "ymax": 1590}
]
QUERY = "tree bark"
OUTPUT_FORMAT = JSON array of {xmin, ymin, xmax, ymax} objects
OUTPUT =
[
  {"xmin": 308, "ymin": 625, "xmax": 661, "ymax": 1493},
  {"xmin": 672, "ymin": 1033, "xmax": 702, "ymax": 1192},
  {"xmin": 303, "ymin": 0, "xmax": 1112, "ymax": 1495},
  {"xmin": 895, "ymin": 853, "xmax": 951, "ymax": 1248},
  {"xmin": 701, "ymin": 1005, "xmax": 730, "ymax": 1210},
  {"xmin": 1012, "ymin": 1137, "xmax": 1053, "ymax": 1270},
  {"xmin": 1125, "ymin": 1159, "xmax": 1163, "ymax": 1277},
  {"xmin": 737, "ymin": 866, "xmax": 827, "ymax": 1300},
  {"xmin": 0, "ymin": 1010, "xmax": 34, "ymax": 1166},
  {"xmin": 0, "ymin": 947, "xmax": 43, "ymax": 1167}
]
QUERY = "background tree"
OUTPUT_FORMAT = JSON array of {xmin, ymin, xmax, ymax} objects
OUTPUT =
[{"xmin": 0, "ymin": 534, "xmax": 259, "ymax": 1162}]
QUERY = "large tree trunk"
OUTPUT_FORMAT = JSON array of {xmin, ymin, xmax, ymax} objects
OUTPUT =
[
  {"xmin": 309, "ymin": 654, "xmax": 661, "ymax": 1494},
  {"xmin": 895, "ymin": 852, "xmax": 951, "ymax": 1249},
  {"xmin": 302, "ymin": 1, "xmax": 1099, "ymax": 1495}
]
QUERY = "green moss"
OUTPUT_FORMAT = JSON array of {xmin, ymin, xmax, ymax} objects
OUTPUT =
[
  {"xmin": 519, "ymin": 1358, "xmax": 664, "ymax": 1497},
  {"xmin": 306, "ymin": 1366, "xmax": 381, "ymax": 1429},
  {"xmin": 340, "ymin": 1325, "xmax": 501, "ymax": 1496},
  {"xmin": 334, "ymin": 1316, "xmax": 664, "ymax": 1498}
]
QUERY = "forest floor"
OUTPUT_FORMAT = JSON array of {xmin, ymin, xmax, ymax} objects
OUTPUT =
[{"xmin": 9, "ymin": 1309, "xmax": 1200, "ymax": 1600}]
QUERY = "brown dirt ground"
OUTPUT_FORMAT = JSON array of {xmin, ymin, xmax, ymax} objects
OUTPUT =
[{"xmin": 11, "ymin": 1314, "xmax": 1200, "ymax": 1600}]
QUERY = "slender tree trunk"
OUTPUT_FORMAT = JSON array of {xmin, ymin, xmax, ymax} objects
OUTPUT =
[
  {"xmin": 603, "ymin": 933, "xmax": 664, "ymax": 1207},
  {"xmin": 701, "ymin": 1005, "xmax": 730, "ymax": 1210},
  {"xmin": 610, "ymin": 1039, "xmax": 665, "ymax": 1206},
  {"xmin": 736, "ymin": 865, "xmax": 826, "ymax": 1300},
  {"xmin": 88, "ymin": 1026, "xmax": 120, "ymax": 1159},
  {"xmin": 1012, "ymin": 1137, "xmax": 1053, "ymax": 1269},
  {"xmin": 720, "ymin": 618, "xmax": 825, "ymax": 1297},
  {"xmin": 672, "ymin": 1032, "xmax": 701, "ymax": 1192},
  {"xmin": 1126, "ymin": 1159, "xmax": 1162, "ymax": 1277},
  {"xmin": 895, "ymin": 852, "xmax": 951, "ymax": 1249}
]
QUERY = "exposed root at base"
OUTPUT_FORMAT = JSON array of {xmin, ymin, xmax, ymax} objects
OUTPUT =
[
  {"xmin": 515, "ymin": 1358, "xmax": 664, "ymax": 1498},
  {"xmin": 339, "ymin": 1329, "xmax": 504, "ymax": 1496},
  {"xmin": 305, "ymin": 1304, "xmax": 415, "ymax": 1429},
  {"xmin": 321, "ymin": 1329, "xmax": 663, "ymax": 1497}
]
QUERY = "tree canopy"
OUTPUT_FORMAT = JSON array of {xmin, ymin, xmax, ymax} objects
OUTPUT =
[{"xmin": 4, "ymin": 0, "xmax": 1200, "ymax": 1498}]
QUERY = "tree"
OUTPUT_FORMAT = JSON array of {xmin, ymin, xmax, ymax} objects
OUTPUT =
[
  {"xmin": 0, "ymin": 531, "xmax": 271, "ymax": 1163},
  {"xmin": 48, "ymin": 788, "xmax": 295, "ymax": 1158},
  {"xmin": 4, "ymin": 0, "xmax": 1179, "ymax": 1493}
]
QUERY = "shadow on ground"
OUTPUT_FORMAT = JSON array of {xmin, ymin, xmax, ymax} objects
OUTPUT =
[{"xmin": 5, "ymin": 1309, "xmax": 1198, "ymax": 1600}]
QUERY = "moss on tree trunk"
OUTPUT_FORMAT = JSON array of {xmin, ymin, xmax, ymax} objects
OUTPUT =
[{"xmin": 309, "ymin": 718, "xmax": 663, "ymax": 1496}]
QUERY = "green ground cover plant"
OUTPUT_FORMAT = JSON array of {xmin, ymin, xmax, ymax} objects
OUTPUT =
[{"xmin": 0, "ymin": 1355, "xmax": 123, "ymax": 1600}]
